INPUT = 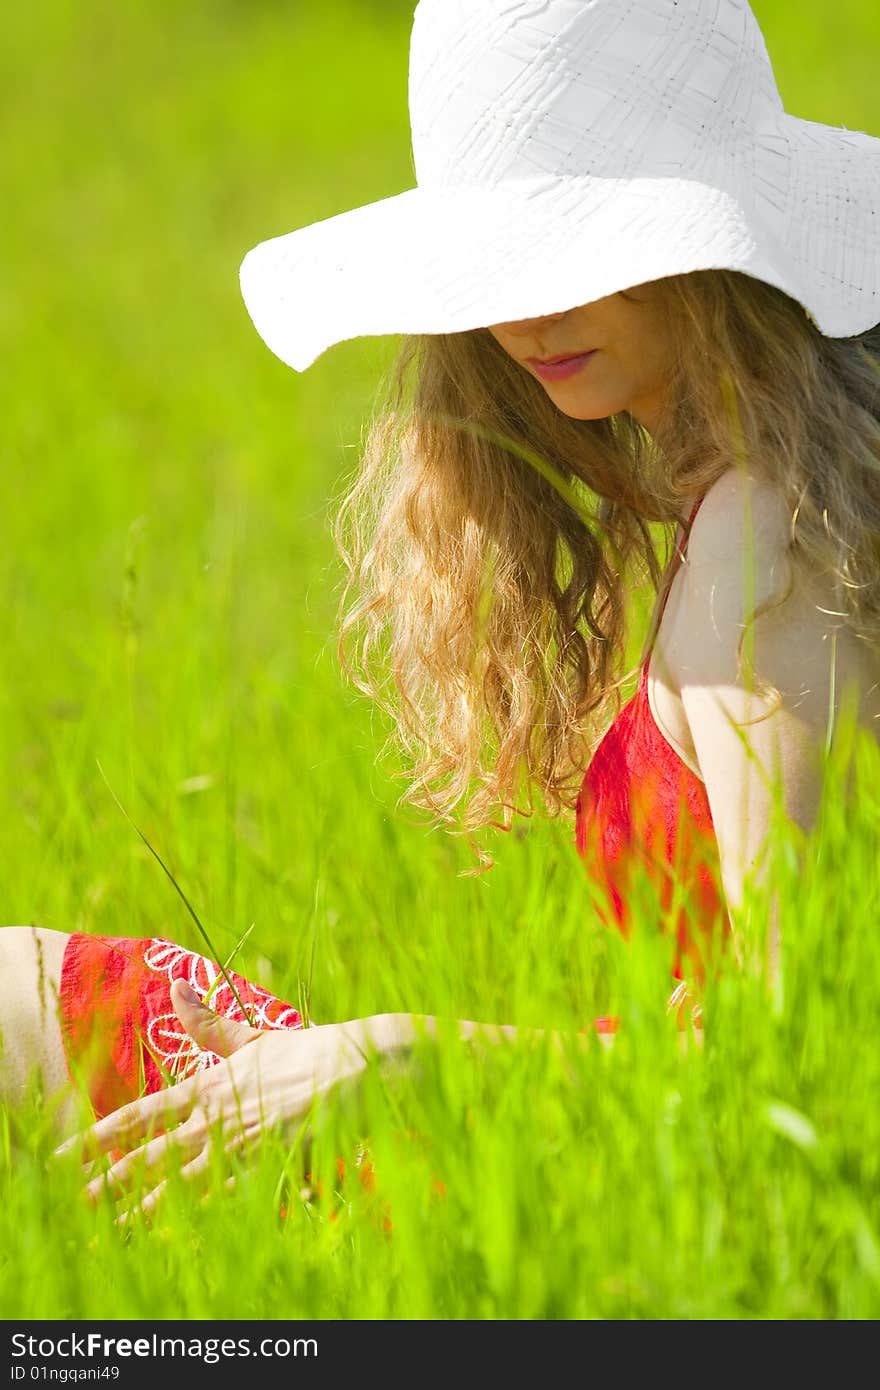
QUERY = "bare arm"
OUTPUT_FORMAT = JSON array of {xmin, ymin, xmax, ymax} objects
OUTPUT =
[
  {"xmin": 670, "ymin": 469, "xmax": 869, "ymax": 982},
  {"xmin": 57, "ymin": 990, "xmax": 618, "ymax": 1212}
]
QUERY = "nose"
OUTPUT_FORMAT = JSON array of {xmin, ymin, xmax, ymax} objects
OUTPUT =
[{"xmin": 491, "ymin": 310, "xmax": 569, "ymax": 337}]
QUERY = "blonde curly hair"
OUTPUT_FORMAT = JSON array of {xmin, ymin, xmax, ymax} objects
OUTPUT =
[{"xmin": 333, "ymin": 269, "xmax": 880, "ymax": 862}]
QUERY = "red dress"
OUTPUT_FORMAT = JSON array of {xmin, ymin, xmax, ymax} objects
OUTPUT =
[{"xmin": 575, "ymin": 496, "xmax": 727, "ymax": 1022}]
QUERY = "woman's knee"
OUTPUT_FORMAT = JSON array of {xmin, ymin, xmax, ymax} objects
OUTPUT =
[{"xmin": 0, "ymin": 925, "xmax": 72, "ymax": 1110}]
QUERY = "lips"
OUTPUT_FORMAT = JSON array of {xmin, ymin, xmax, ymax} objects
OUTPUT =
[
  {"xmin": 530, "ymin": 351, "xmax": 596, "ymax": 365},
  {"xmin": 528, "ymin": 350, "xmax": 598, "ymax": 382}
]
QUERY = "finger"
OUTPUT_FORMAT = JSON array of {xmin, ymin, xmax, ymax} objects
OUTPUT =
[
  {"xmin": 122, "ymin": 1171, "xmax": 237, "ymax": 1226},
  {"xmin": 86, "ymin": 1117, "xmax": 207, "ymax": 1204},
  {"xmin": 129, "ymin": 1146, "xmax": 215, "ymax": 1219},
  {"xmin": 115, "ymin": 1168, "xmax": 192, "ymax": 1227},
  {"xmin": 115, "ymin": 1126, "xmax": 260, "ymax": 1223},
  {"xmin": 170, "ymin": 979, "xmax": 263, "ymax": 1058},
  {"xmin": 200, "ymin": 1173, "xmax": 238, "ymax": 1204},
  {"xmin": 97, "ymin": 1100, "xmax": 268, "ymax": 1200},
  {"xmin": 59, "ymin": 1080, "xmax": 202, "ymax": 1163}
]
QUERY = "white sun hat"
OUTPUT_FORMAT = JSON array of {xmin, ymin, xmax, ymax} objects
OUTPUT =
[{"xmin": 239, "ymin": 0, "xmax": 880, "ymax": 373}]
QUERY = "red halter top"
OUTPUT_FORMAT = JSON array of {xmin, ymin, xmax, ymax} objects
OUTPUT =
[{"xmin": 575, "ymin": 497, "xmax": 727, "ymax": 988}]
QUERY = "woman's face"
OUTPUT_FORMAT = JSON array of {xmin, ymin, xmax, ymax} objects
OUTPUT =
[{"xmin": 486, "ymin": 282, "xmax": 675, "ymax": 434}]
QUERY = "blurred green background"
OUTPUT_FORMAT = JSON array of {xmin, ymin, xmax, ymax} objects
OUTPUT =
[{"xmin": 1, "ymin": 0, "xmax": 879, "ymax": 1320}]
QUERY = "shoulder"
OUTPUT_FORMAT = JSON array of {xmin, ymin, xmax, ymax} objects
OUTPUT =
[
  {"xmin": 670, "ymin": 466, "xmax": 836, "ymax": 706},
  {"xmin": 673, "ymin": 466, "xmax": 796, "ymax": 658},
  {"xmin": 685, "ymin": 466, "xmax": 791, "ymax": 577}
]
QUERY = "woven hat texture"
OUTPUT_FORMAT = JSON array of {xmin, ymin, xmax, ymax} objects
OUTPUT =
[{"xmin": 240, "ymin": 0, "xmax": 880, "ymax": 372}]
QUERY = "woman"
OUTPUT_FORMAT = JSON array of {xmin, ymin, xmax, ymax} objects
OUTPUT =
[{"xmin": 3, "ymin": 0, "xmax": 880, "ymax": 1203}]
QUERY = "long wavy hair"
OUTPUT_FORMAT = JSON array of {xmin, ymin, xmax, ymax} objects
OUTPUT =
[{"xmin": 333, "ymin": 269, "xmax": 880, "ymax": 863}]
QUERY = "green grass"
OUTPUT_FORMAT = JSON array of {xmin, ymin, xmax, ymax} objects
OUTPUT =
[{"xmin": 2, "ymin": 0, "xmax": 880, "ymax": 1320}]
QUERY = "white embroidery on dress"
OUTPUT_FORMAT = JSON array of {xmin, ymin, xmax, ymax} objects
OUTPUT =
[{"xmin": 142, "ymin": 938, "xmax": 302, "ymax": 1084}]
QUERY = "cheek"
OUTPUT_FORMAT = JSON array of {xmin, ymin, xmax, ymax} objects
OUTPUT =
[
  {"xmin": 636, "ymin": 307, "xmax": 674, "ymax": 360},
  {"xmin": 605, "ymin": 323, "xmax": 664, "ymax": 387}
]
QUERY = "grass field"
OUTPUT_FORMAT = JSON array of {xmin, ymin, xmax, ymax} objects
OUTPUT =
[{"xmin": 2, "ymin": 0, "xmax": 880, "ymax": 1320}]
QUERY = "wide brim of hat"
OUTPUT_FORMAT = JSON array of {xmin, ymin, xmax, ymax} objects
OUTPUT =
[{"xmin": 240, "ymin": 112, "xmax": 880, "ymax": 373}]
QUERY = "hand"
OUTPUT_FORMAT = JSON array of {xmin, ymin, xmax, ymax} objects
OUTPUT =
[{"xmin": 57, "ymin": 980, "xmax": 390, "ymax": 1216}]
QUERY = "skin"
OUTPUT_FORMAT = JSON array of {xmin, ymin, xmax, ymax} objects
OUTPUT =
[
  {"xmin": 486, "ymin": 283, "xmax": 677, "ymax": 438},
  {"xmin": 6, "ymin": 279, "xmax": 876, "ymax": 1211}
]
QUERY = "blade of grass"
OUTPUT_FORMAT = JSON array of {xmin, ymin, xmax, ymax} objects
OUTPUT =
[{"xmin": 95, "ymin": 758, "xmax": 257, "ymax": 1027}]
